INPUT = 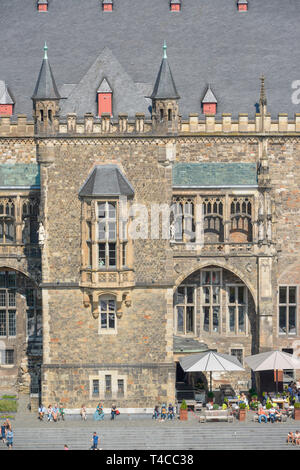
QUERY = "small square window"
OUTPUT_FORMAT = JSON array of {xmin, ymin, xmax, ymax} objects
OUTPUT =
[
  {"xmin": 92, "ymin": 379, "xmax": 99, "ymax": 396},
  {"xmin": 5, "ymin": 350, "xmax": 14, "ymax": 365}
]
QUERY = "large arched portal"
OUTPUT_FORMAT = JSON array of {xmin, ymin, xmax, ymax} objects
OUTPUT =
[
  {"xmin": 174, "ymin": 265, "xmax": 257, "ymax": 393},
  {"xmin": 0, "ymin": 268, "xmax": 42, "ymax": 396}
]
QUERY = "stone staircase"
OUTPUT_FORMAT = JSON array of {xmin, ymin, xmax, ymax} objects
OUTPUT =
[{"xmin": 3, "ymin": 412, "xmax": 300, "ymax": 450}]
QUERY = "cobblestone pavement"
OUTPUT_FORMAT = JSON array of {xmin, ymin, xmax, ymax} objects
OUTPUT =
[{"xmin": 0, "ymin": 411, "xmax": 299, "ymax": 450}]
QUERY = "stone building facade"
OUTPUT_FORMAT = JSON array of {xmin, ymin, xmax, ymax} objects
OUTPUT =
[{"xmin": 0, "ymin": 0, "xmax": 299, "ymax": 409}]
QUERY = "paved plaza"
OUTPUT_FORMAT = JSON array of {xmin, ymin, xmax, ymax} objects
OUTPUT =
[{"xmin": 2, "ymin": 411, "xmax": 300, "ymax": 451}]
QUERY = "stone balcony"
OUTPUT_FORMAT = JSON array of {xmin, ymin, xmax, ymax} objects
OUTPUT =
[{"xmin": 80, "ymin": 267, "xmax": 135, "ymax": 289}]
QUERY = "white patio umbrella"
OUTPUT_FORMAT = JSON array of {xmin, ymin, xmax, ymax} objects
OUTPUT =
[
  {"xmin": 245, "ymin": 350, "xmax": 300, "ymax": 394},
  {"xmin": 179, "ymin": 351, "xmax": 245, "ymax": 392}
]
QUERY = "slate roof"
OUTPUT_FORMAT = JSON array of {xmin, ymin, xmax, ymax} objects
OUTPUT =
[
  {"xmin": 97, "ymin": 78, "xmax": 113, "ymax": 94},
  {"xmin": 0, "ymin": 0, "xmax": 300, "ymax": 119},
  {"xmin": 79, "ymin": 165, "xmax": 135, "ymax": 198},
  {"xmin": 173, "ymin": 336, "xmax": 208, "ymax": 353},
  {"xmin": 150, "ymin": 46, "xmax": 180, "ymax": 100},
  {"xmin": 0, "ymin": 81, "xmax": 14, "ymax": 105},
  {"xmin": 32, "ymin": 45, "xmax": 61, "ymax": 101},
  {"xmin": 0, "ymin": 164, "xmax": 40, "ymax": 189},
  {"xmin": 202, "ymin": 85, "xmax": 218, "ymax": 104},
  {"xmin": 172, "ymin": 162, "xmax": 258, "ymax": 187}
]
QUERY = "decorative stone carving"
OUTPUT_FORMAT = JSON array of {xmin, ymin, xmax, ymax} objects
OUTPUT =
[{"xmin": 38, "ymin": 223, "xmax": 45, "ymax": 245}]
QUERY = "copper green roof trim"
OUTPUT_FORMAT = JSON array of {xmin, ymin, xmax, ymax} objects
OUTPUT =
[
  {"xmin": 0, "ymin": 164, "xmax": 40, "ymax": 188},
  {"xmin": 173, "ymin": 162, "xmax": 258, "ymax": 187}
]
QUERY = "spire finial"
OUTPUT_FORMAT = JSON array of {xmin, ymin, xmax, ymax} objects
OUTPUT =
[
  {"xmin": 260, "ymin": 74, "xmax": 267, "ymax": 106},
  {"xmin": 44, "ymin": 41, "xmax": 48, "ymax": 60},
  {"xmin": 163, "ymin": 41, "xmax": 167, "ymax": 59}
]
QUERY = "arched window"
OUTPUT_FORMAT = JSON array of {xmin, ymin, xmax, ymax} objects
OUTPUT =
[
  {"xmin": 99, "ymin": 295, "xmax": 116, "ymax": 332},
  {"xmin": 22, "ymin": 198, "xmax": 40, "ymax": 244},
  {"xmin": 0, "ymin": 199, "xmax": 15, "ymax": 244},
  {"xmin": 230, "ymin": 197, "xmax": 252, "ymax": 242},
  {"xmin": 203, "ymin": 197, "xmax": 224, "ymax": 243}
]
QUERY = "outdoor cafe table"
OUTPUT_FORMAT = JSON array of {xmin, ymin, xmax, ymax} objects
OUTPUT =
[
  {"xmin": 227, "ymin": 398, "xmax": 239, "ymax": 405},
  {"xmin": 271, "ymin": 398, "xmax": 288, "ymax": 409}
]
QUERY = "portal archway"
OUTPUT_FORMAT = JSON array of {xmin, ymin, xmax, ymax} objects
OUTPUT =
[{"xmin": 173, "ymin": 265, "xmax": 258, "ymax": 392}]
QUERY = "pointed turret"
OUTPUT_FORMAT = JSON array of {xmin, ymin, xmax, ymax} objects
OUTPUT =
[
  {"xmin": 32, "ymin": 43, "xmax": 61, "ymax": 134},
  {"xmin": 150, "ymin": 41, "xmax": 180, "ymax": 133}
]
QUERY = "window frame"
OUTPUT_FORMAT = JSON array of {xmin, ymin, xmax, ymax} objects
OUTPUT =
[
  {"xmin": 226, "ymin": 284, "xmax": 249, "ymax": 335},
  {"xmin": 278, "ymin": 285, "xmax": 297, "ymax": 336},
  {"xmin": 0, "ymin": 271, "xmax": 17, "ymax": 338},
  {"xmin": 98, "ymin": 295, "xmax": 117, "ymax": 335},
  {"xmin": 200, "ymin": 269, "xmax": 222, "ymax": 335},
  {"xmin": 174, "ymin": 284, "xmax": 197, "ymax": 336}
]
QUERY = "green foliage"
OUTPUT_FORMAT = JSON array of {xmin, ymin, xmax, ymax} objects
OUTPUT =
[
  {"xmin": 180, "ymin": 400, "xmax": 187, "ymax": 410},
  {"xmin": 294, "ymin": 403, "xmax": 300, "ymax": 409},
  {"xmin": 213, "ymin": 404, "xmax": 219, "ymax": 410},
  {"xmin": 1, "ymin": 395, "xmax": 16, "ymax": 400},
  {"xmin": 250, "ymin": 400, "xmax": 259, "ymax": 410},
  {"xmin": 239, "ymin": 402, "xmax": 246, "ymax": 409},
  {"xmin": 0, "ymin": 399, "xmax": 17, "ymax": 413},
  {"xmin": 207, "ymin": 391, "xmax": 214, "ymax": 399}
]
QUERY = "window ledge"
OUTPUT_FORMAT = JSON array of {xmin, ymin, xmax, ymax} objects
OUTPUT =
[{"xmin": 99, "ymin": 329, "xmax": 117, "ymax": 335}]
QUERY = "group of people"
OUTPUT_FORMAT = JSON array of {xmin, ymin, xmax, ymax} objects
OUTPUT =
[
  {"xmin": 152, "ymin": 403, "xmax": 175, "ymax": 421},
  {"xmin": 286, "ymin": 430, "xmax": 300, "ymax": 445},
  {"xmin": 1, "ymin": 418, "xmax": 13, "ymax": 450},
  {"xmin": 80, "ymin": 403, "xmax": 119, "ymax": 421},
  {"xmin": 257, "ymin": 405, "xmax": 284, "ymax": 423},
  {"xmin": 38, "ymin": 403, "xmax": 65, "ymax": 422},
  {"xmin": 287, "ymin": 382, "xmax": 300, "ymax": 403}
]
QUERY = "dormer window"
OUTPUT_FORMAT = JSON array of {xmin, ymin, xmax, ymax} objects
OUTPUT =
[
  {"xmin": 170, "ymin": 0, "xmax": 181, "ymax": 11},
  {"xmin": 97, "ymin": 78, "xmax": 113, "ymax": 117},
  {"xmin": 37, "ymin": 0, "xmax": 48, "ymax": 11},
  {"xmin": 202, "ymin": 85, "xmax": 217, "ymax": 115},
  {"xmin": 102, "ymin": 0, "xmax": 113, "ymax": 11},
  {"xmin": 237, "ymin": 0, "xmax": 248, "ymax": 11},
  {"xmin": 0, "ymin": 81, "xmax": 14, "ymax": 116}
]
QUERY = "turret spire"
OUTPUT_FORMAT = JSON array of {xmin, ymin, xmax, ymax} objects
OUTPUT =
[
  {"xmin": 44, "ymin": 41, "xmax": 48, "ymax": 60},
  {"xmin": 32, "ymin": 43, "xmax": 61, "ymax": 134},
  {"xmin": 150, "ymin": 43, "xmax": 180, "ymax": 133}
]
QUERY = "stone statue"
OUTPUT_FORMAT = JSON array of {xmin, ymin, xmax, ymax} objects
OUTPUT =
[
  {"xmin": 258, "ymin": 221, "xmax": 264, "ymax": 241},
  {"xmin": 266, "ymin": 219, "xmax": 272, "ymax": 240},
  {"xmin": 38, "ymin": 223, "xmax": 45, "ymax": 246},
  {"xmin": 22, "ymin": 218, "xmax": 30, "ymax": 245}
]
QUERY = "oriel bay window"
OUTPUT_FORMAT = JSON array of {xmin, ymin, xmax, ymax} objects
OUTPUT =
[
  {"xmin": 79, "ymin": 165, "xmax": 134, "ymax": 276},
  {"xmin": 98, "ymin": 201, "xmax": 117, "ymax": 268}
]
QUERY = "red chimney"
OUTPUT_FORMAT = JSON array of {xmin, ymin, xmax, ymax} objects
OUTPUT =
[
  {"xmin": 97, "ymin": 79, "xmax": 113, "ymax": 117},
  {"xmin": 37, "ymin": 1, "xmax": 48, "ymax": 12},
  {"xmin": 0, "ymin": 81, "xmax": 14, "ymax": 116},
  {"xmin": 202, "ymin": 85, "xmax": 217, "ymax": 115},
  {"xmin": 102, "ymin": 0, "xmax": 113, "ymax": 11},
  {"xmin": 170, "ymin": 1, "xmax": 181, "ymax": 11},
  {"xmin": 237, "ymin": 1, "xmax": 248, "ymax": 12}
]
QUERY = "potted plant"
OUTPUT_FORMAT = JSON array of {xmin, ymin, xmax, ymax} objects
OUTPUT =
[
  {"xmin": 239, "ymin": 402, "xmax": 247, "ymax": 421},
  {"xmin": 213, "ymin": 404, "xmax": 219, "ymax": 410},
  {"xmin": 294, "ymin": 403, "xmax": 300, "ymax": 420},
  {"xmin": 207, "ymin": 391, "xmax": 214, "ymax": 404},
  {"xmin": 179, "ymin": 400, "xmax": 188, "ymax": 421}
]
